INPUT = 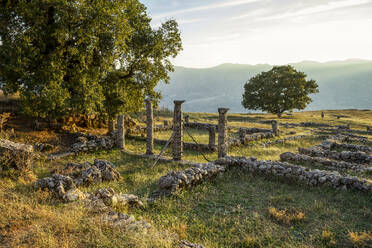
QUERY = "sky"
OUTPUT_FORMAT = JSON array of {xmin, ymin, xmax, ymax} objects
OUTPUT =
[{"xmin": 141, "ymin": 0, "xmax": 372, "ymax": 68}]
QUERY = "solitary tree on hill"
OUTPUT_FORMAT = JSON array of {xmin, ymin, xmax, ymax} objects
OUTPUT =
[{"xmin": 242, "ymin": 65, "xmax": 319, "ymax": 117}]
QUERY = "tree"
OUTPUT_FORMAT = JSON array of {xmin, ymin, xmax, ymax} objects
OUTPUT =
[
  {"xmin": 242, "ymin": 65, "xmax": 319, "ymax": 117},
  {"xmin": 0, "ymin": 0, "xmax": 182, "ymax": 126},
  {"xmin": 101, "ymin": 0, "xmax": 182, "ymax": 132}
]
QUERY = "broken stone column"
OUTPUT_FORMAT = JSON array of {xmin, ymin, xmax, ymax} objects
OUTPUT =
[
  {"xmin": 184, "ymin": 115, "xmax": 190, "ymax": 124},
  {"xmin": 272, "ymin": 120, "xmax": 279, "ymax": 136},
  {"xmin": 208, "ymin": 126, "xmax": 216, "ymax": 149},
  {"xmin": 218, "ymin": 108, "xmax": 229, "ymax": 158},
  {"xmin": 172, "ymin": 100, "xmax": 185, "ymax": 161},
  {"xmin": 145, "ymin": 99, "xmax": 154, "ymax": 155},
  {"xmin": 116, "ymin": 115, "xmax": 125, "ymax": 149}
]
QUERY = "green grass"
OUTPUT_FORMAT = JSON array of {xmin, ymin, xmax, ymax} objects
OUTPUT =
[{"xmin": 1, "ymin": 109, "xmax": 372, "ymax": 247}]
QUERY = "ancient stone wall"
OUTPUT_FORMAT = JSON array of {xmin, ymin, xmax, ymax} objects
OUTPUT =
[
  {"xmin": 280, "ymin": 152, "xmax": 371, "ymax": 173},
  {"xmin": 298, "ymin": 147, "xmax": 371, "ymax": 164},
  {"xmin": 149, "ymin": 163, "xmax": 226, "ymax": 199},
  {"xmin": 215, "ymin": 156, "xmax": 372, "ymax": 193}
]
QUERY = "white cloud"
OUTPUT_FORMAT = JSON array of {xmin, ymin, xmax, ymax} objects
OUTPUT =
[
  {"xmin": 152, "ymin": 0, "xmax": 260, "ymax": 20},
  {"xmin": 257, "ymin": 0, "xmax": 372, "ymax": 21}
]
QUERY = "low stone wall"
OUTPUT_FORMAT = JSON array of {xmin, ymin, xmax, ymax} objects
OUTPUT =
[
  {"xmin": 215, "ymin": 156, "xmax": 372, "ymax": 193},
  {"xmin": 298, "ymin": 147, "xmax": 371, "ymax": 164},
  {"xmin": 137, "ymin": 124, "xmax": 173, "ymax": 134},
  {"xmin": 129, "ymin": 135, "xmax": 216, "ymax": 152},
  {"xmin": 71, "ymin": 133, "xmax": 114, "ymax": 153},
  {"xmin": 260, "ymin": 135, "xmax": 309, "ymax": 147},
  {"xmin": 184, "ymin": 122, "xmax": 218, "ymax": 131},
  {"xmin": 280, "ymin": 152, "xmax": 371, "ymax": 173},
  {"xmin": 300, "ymin": 122, "xmax": 332, "ymax": 128},
  {"xmin": 148, "ymin": 163, "xmax": 226, "ymax": 200},
  {"xmin": 319, "ymin": 141, "xmax": 372, "ymax": 153},
  {"xmin": 241, "ymin": 132, "xmax": 274, "ymax": 144},
  {"xmin": 239, "ymin": 127, "xmax": 272, "ymax": 136},
  {"xmin": 0, "ymin": 139, "xmax": 34, "ymax": 175},
  {"xmin": 36, "ymin": 160, "xmax": 121, "ymax": 199}
]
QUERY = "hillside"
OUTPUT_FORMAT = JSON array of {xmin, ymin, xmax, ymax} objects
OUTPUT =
[{"xmin": 156, "ymin": 60, "xmax": 372, "ymax": 113}]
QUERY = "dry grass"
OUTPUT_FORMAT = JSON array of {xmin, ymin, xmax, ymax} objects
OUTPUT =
[
  {"xmin": 0, "ymin": 109, "xmax": 371, "ymax": 247},
  {"xmin": 268, "ymin": 207, "xmax": 305, "ymax": 225},
  {"xmin": 348, "ymin": 231, "xmax": 372, "ymax": 248}
]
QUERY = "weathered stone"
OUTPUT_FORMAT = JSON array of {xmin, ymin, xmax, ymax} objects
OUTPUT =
[
  {"xmin": 179, "ymin": 240, "xmax": 205, "ymax": 248},
  {"xmin": 145, "ymin": 99, "xmax": 154, "ymax": 155},
  {"xmin": 116, "ymin": 115, "xmax": 125, "ymax": 149},
  {"xmin": 218, "ymin": 108, "xmax": 229, "ymax": 158},
  {"xmin": 272, "ymin": 120, "xmax": 279, "ymax": 136},
  {"xmin": 172, "ymin": 100, "xmax": 185, "ymax": 161},
  {"xmin": 0, "ymin": 139, "xmax": 34, "ymax": 174}
]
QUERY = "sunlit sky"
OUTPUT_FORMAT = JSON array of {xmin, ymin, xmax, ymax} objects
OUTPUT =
[{"xmin": 141, "ymin": 0, "xmax": 372, "ymax": 68}]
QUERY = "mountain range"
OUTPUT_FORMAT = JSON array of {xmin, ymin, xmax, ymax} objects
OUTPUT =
[{"xmin": 156, "ymin": 59, "xmax": 372, "ymax": 113}]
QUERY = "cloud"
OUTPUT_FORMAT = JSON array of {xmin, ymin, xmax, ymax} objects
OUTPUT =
[
  {"xmin": 152, "ymin": 0, "xmax": 260, "ymax": 20},
  {"xmin": 257, "ymin": 0, "xmax": 372, "ymax": 21}
]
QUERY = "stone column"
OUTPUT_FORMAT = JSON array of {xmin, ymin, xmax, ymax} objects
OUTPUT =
[
  {"xmin": 218, "ymin": 108, "xmax": 229, "ymax": 158},
  {"xmin": 172, "ymin": 100, "xmax": 185, "ymax": 161},
  {"xmin": 208, "ymin": 126, "xmax": 216, "ymax": 149},
  {"xmin": 272, "ymin": 120, "xmax": 279, "ymax": 136},
  {"xmin": 116, "ymin": 115, "xmax": 125, "ymax": 149},
  {"xmin": 145, "ymin": 99, "xmax": 154, "ymax": 155}
]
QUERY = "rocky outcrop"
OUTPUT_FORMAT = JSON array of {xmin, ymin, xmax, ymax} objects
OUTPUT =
[{"xmin": 215, "ymin": 156, "xmax": 372, "ymax": 193}]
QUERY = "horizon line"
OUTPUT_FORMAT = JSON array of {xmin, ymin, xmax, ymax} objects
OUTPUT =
[{"xmin": 174, "ymin": 58, "xmax": 372, "ymax": 69}]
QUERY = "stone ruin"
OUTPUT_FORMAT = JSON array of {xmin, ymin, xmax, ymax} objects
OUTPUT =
[
  {"xmin": 216, "ymin": 156, "xmax": 372, "ymax": 192},
  {"xmin": 279, "ymin": 136, "xmax": 372, "ymax": 173},
  {"xmin": 0, "ymin": 138, "xmax": 34, "ymax": 175},
  {"xmin": 298, "ymin": 147, "xmax": 371, "ymax": 164},
  {"xmin": 71, "ymin": 132, "xmax": 114, "ymax": 153},
  {"xmin": 148, "ymin": 163, "xmax": 226, "ymax": 201},
  {"xmin": 36, "ymin": 159, "xmax": 121, "ymax": 201},
  {"xmin": 280, "ymin": 152, "xmax": 372, "ymax": 173}
]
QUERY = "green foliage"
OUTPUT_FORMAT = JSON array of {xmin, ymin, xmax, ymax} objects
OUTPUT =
[
  {"xmin": 102, "ymin": 0, "xmax": 182, "ymax": 119},
  {"xmin": 0, "ymin": 0, "xmax": 182, "ymax": 120},
  {"xmin": 242, "ymin": 65, "xmax": 319, "ymax": 117}
]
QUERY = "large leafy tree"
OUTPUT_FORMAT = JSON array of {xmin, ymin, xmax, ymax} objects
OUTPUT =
[
  {"xmin": 0, "ymin": 0, "xmax": 182, "ymax": 126},
  {"xmin": 242, "ymin": 65, "xmax": 319, "ymax": 117},
  {"xmin": 102, "ymin": 0, "xmax": 182, "ymax": 131}
]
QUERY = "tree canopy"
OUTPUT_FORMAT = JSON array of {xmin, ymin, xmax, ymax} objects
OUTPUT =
[
  {"xmin": 242, "ymin": 65, "xmax": 319, "ymax": 117},
  {"xmin": 0, "ymin": 0, "xmax": 182, "ymax": 121}
]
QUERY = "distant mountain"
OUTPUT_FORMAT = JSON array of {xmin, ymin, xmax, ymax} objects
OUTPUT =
[{"xmin": 156, "ymin": 60, "xmax": 372, "ymax": 113}]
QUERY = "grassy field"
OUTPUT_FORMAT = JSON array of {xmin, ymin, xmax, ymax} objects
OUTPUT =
[{"xmin": 1, "ymin": 110, "xmax": 372, "ymax": 247}]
